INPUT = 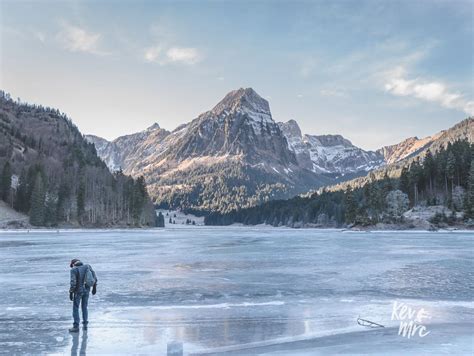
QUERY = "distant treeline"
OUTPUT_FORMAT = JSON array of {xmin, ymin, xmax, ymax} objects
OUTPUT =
[
  {"xmin": 205, "ymin": 140, "xmax": 474, "ymax": 227},
  {"xmin": 0, "ymin": 91, "xmax": 156, "ymax": 227}
]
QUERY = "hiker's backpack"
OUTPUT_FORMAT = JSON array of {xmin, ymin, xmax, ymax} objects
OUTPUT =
[{"xmin": 84, "ymin": 265, "xmax": 96, "ymax": 288}]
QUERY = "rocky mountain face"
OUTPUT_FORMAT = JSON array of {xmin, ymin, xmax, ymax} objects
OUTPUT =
[
  {"xmin": 377, "ymin": 118, "xmax": 473, "ymax": 164},
  {"xmin": 279, "ymin": 117, "xmax": 473, "ymax": 181},
  {"xmin": 88, "ymin": 123, "xmax": 171, "ymax": 172},
  {"xmin": 278, "ymin": 120, "xmax": 385, "ymax": 174},
  {"xmin": 87, "ymin": 87, "xmax": 473, "ymax": 214},
  {"xmin": 326, "ymin": 117, "xmax": 474, "ymax": 192},
  {"xmin": 168, "ymin": 88, "xmax": 295, "ymax": 165},
  {"xmin": 87, "ymin": 88, "xmax": 330, "ymax": 213}
]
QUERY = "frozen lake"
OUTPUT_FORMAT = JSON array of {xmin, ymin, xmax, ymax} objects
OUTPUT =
[{"xmin": 0, "ymin": 227, "xmax": 473, "ymax": 355}]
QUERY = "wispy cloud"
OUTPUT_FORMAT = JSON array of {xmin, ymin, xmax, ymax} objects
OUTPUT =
[
  {"xmin": 384, "ymin": 66, "xmax": 474, "ymax": 115},
  {"xmin": 143, "ymin": 21, "xmax": 203, "ymax": 65},
  {"xmin": 166, "ymin": 47, "xmax": 200, "ymax": 64},
  {"xmin": 144, "ymin": 45, "xmax": 202, "ymax": 65},
  {"xmin": 57, "ymin": 22, "xmax": 108, "ymax": 56},
  {"xmin": 144, "ymin": 45, "xmax": 162, "ymax": 62}
]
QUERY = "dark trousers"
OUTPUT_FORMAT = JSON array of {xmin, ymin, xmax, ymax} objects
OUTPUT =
[{"xmin": 72, "ymin": 291, "xmax": 89, "ymax": 327}]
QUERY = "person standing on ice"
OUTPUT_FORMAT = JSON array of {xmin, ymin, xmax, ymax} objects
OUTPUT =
[{"xmin": 68, "ymin": 259, "xmax": 97, "ymax": 332}]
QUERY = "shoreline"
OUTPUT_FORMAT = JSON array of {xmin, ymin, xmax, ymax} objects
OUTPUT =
[{"xmin": 1, "ymin": 225, "xmax": 473, "ymax": 233}]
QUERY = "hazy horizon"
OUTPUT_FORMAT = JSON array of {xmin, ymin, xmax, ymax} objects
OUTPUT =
[{"xmin": 1, "ymin": 0, "xmax": 472, "ymax": 150}]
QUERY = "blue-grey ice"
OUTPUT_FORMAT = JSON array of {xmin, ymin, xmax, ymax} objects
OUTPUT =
[{"xmin": 0, "ymin": 227, "xmax": 473, "ymax": 355}]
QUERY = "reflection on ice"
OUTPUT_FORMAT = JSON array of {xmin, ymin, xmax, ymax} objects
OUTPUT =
[
  {"xmin": 0, "ymin": 227, "xmax": 472, "ymax": 355},
  {"xmin": 70, "ymin": 331, "xmax": 87, "ymax": 356}
]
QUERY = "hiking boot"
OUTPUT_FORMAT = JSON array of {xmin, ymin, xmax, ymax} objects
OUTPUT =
[{"xmin": 69, "ymin": 326, "xmax": 79, "ymax": 333}]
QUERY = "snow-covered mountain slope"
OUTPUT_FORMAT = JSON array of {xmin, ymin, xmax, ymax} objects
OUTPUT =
[
  {"xmin": 87, "ymin": 88, "xmax": 330, "ymax": 213},
  {"xmin": 278, "ymin": 120, "xmax": 385, "ymax": 174},
  {"xmin": 86, "ymin": 123, "xmax": 171, "ymax": 172},
  {"xmin": 279, "ymin": 117, "xmax": 473, "ymax": 178}
]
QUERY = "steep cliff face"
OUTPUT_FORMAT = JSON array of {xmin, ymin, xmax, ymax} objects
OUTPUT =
[
  {"xmin": 168, "ymin": 88, "xmax": 296, "ymax": 166},
  {"xmin": 278, "ymin": 120, "xmax": 385, "ymax": 174}
]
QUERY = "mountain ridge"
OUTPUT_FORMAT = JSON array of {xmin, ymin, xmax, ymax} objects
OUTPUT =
[
  {"xmin": 86, "ymin": 88, "xmax": 473, "ymax": 214},
  {"xmin": 87, "ymin": 88, "xmax": 330, "ymax": 213}
]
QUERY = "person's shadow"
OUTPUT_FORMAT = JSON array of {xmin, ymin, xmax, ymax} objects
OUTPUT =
[{"xmin": 71, "ymin": 331, "xmax": 88, "ymax": 356}]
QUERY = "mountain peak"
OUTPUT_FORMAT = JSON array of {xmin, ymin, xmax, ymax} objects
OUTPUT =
[
  {"xmin": 146, "ymin": 122, "xmax": 161, "ymax": 131},
  {"xmin": 279, "ymin": 119, "xmax": 302, "ymax": 138},
  {"xmin": 211, "ymin": 87, "xmax": 271, "ymax": 118}
]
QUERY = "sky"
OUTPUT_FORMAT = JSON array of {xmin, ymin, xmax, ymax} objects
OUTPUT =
[{"xmin": 0, "ymin": 0, "xmax": 472, "ymax": 150}]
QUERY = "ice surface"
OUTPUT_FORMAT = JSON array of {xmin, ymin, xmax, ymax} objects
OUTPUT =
[{"xmin": 0, "ymin": 227, "xmax": 472, "ymax": 355}]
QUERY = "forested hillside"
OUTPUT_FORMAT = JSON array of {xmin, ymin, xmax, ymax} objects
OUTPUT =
[
  {"xmin": 0, "ymin": 91, "xmax": 156, "ymax": 227},
  {"xmin": 205, "ymin": 140, "xmax": 474, "ymax": 228}
]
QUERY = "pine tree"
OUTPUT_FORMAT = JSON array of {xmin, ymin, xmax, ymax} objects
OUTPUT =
[
  {"xmin": 344, "ymin": 188, "xmax": 357, "ymax": 224},
  {"xmin": 44, "ymin": 196, "xmax": 58, "ymax": 227},
  {"xmin": 399, "ymin": 166, "xmax": 410, "ymax": 196},
  {"xmin": 424, "ymin": 151, "xmax": 435, "ymax": 195},
  {"xmin": 409, "ymin": 160, "xmax": 423, "ymax": 206},
  {"xmin": 465, "ymin": 160, "xmax": 474, "ymax": 219},
  {"xmin": 0, "ymin": 161, "xmax": 12, "ymax": 202},
  {"xmin": 15, "ymin": 170, "xmax": 28, "ymax": 212},
  {"xmin": 77, "ymin": 180, "xmax": 85, "ymax": 224},
  {"xmin": 156, "ymin": 211, "xmax": 165, "ymax": 227},
  {"xmin": 446, "ymin": 151, "xmax": 456, "ymax": 194},
  {"xmin": 29, "ymin": 174, "xmax": 45, "ymax": 226},
  {"xmin": 132, "ymin": 176, "xmax": 147, "ymax": 224},
  {"xmin": 56, "ymin": 181, "xmax": 70, "ymax": 223}
]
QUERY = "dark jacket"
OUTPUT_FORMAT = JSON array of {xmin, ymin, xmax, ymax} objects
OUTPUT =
[{"xmin": 70, "ymin": 261, "xmax": 97, "ymax": 294}]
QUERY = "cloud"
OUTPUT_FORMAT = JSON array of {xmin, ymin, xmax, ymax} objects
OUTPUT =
[
  {"xmin": 166, "ymin": 47, "xmax": 200, "ymax": 64},
  {"xmin": 144, "ymin": 45, "xmax": 201, "ymax": 65},
  {"xmin": 143, "ymin": 21, "xmax": 202, "ymax": 65},
  {"xmin": 384, "ymin": 66, "xmax": 474, "ymax": 115},
  {"xmin": 57, "ymin": 22, "xmax": 108, "ymax": 55},
  {"xmin": 144, "ymin": 45, "xmax": 162, "ymax": 62}
]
